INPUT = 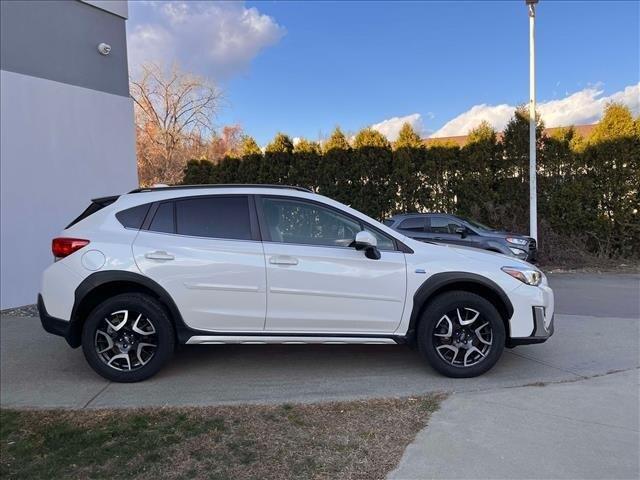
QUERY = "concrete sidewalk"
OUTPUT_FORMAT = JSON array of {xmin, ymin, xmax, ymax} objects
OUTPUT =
[{"xmin": 389, "ymin": 369, "xmax": 640, "ymax": 480}]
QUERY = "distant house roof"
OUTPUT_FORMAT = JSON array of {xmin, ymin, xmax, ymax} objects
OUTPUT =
[{"xmin": 424, "ymin": 124, "xmax": 597, "ymax": 147}]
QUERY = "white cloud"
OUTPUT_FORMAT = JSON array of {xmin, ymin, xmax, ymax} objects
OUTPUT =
[
  {"xmin": 128, "ymin": 1, "xmax": 285, "ymax": 79},
  {"xmin": 371, "ymin": 113, "xmax": 424, "ymax": 142},
  {"xmin": 430, "ymin": 104, "xmax": 514, "ymax": 138},
  {"xmin": 431, "ymin": 83, "xmax": 640, "ymax": 137}
]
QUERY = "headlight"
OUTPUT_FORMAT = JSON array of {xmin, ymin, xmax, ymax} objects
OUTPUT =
[
  {"xmin": 508, "ymin": 247, "xmax": 527, "ymax": 257},
  {"xmin": 506, "ymin": 237, "xmax": 528, "ymax": 246},
  {"xmin": 501, "ymin": 266, "xmax": 542, "ymax": 286}
]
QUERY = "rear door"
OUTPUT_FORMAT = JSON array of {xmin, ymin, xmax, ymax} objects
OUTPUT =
[
  {"xmin": 133, "ymin": 195, "xmax": 267, "ymax": 332},
  {"xmin": 259, "ymin": 196, "xmax": 407, "ymax": 334},
  {"xmin": 396, "ymin": 216, "xmax": 429, "ymax": 242}
]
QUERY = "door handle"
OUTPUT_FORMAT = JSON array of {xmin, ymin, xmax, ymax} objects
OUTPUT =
[
  {"xmin": 145, "ymin": 250, "xmax": 175, "ymax": 261},
  {"xmin": 269, "ymin": 255, "xmax": 298, "ymax": 265}
]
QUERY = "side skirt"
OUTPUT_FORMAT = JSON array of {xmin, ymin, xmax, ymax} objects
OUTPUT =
[{"xmin": 186, "ymin": 335, "xmax": 402, "ymax": 345}]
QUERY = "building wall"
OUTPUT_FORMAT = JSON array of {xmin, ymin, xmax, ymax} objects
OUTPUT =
[
  {"xmin": 81, "ymin": 0, "xmax": 128, "ymax": 18},
  {"xmin": 0, "ymin": 0, "xmax": 137, "ymax": 309}
]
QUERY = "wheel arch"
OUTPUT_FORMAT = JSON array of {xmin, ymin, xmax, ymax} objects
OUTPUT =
[
  {"xmin": 68, "ymin": 271, "xmax": 186, "ymax": 348},
  {"xmin": 408, "ymin": 272, "xmax": 514, "ymax": 340}
]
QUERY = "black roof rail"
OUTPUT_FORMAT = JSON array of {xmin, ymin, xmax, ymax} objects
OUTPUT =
[{"xmin": 128, "ymin": 184, "xmax": 313, "ymax": 194}]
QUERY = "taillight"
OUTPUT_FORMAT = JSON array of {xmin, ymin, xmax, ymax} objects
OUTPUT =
[{"xmin": 52, "ymin": 238, "xmax": 90, "ymax": 259}]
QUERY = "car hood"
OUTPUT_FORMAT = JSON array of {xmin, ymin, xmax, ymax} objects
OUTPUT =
[{"xmin": 407, "ymin": 238, "xmax": 534, "ymax": 269}]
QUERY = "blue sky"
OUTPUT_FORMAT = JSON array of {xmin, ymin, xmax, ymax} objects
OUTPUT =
[{"xmin": 128, "ymin": 1, "xmax": 639, "ymax": 144}]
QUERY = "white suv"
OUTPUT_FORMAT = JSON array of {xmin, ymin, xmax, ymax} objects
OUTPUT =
[{"xmin": 39, "ymin": 185, "xmax": 554, "ymax": 382}]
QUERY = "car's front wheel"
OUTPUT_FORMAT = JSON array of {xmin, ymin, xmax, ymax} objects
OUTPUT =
[
  {"xmin": 417, "ymin": 291, "xmax": 505, "ymax": 378},
  {"xmin": 81, "ymin": 293, "xmax": 175, "ymax": 382}
]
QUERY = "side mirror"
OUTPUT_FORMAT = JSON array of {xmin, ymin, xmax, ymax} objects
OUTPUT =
[
  {"xmin": 455, "ymin": 227, "xmax": 467, "ymax": 238},
  {"xmin": 354, "ymin": 230, "xmax": 377, "ymax": 248},
  {"xmin": 354, "ymin": 230, "xmax": 381, "ymax": 260}
]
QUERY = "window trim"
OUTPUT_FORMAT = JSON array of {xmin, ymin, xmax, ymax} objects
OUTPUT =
[
  {"xmin": 255, "ymin": 194, "xmax": 401, "ymax": 252},
  {"xmin": 141, "ymin": 194, "xmax": 261, "ymax": 242}
]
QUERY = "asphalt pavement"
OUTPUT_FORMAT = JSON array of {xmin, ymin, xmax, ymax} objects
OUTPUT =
[
  {"xmin": 1, "ymin": 273, "xmax": 638, "ymax": 479},
  {"xmin": 1, "ymin": 273, "xmax": 638, "ymax": 409}
]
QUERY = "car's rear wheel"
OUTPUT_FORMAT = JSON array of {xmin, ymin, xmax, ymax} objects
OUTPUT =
[
  {"xmin": 82, "ymin": 293, "xmax": 174, "ymax": 382},
  {"xmin": 417, "ymin": 291, "xmax": 505, "ymax": 378}
]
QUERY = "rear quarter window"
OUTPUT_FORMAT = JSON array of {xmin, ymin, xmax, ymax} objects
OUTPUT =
[{"xmin": 116, "ymin": 204, "xmax": 151, "ymax": 229}]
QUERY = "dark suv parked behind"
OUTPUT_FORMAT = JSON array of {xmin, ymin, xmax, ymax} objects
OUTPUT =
[{"xmin": 384, "ymin": 213, "xmax": 537, "ymax": 262}]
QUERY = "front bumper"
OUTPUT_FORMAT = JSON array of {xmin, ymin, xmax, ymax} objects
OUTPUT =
[
  {"xmin": 507, "ymin": 306, "xmax": 554, "ymax": 346},
  {"xmin": 508, "ymin": 247, "xmax": 537, "ymax": 263},
  {"xmin": 506, "ymin": 277, "xmax": 554, "ymax": 341},
  {"xmin": 38, "ymin": 294, "xmax": 81, "ymax": 348}
]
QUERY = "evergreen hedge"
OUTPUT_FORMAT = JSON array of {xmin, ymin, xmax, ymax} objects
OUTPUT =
[{"xmin": 183, "ymin": 105, "xmax": 640, "ymax": 263}]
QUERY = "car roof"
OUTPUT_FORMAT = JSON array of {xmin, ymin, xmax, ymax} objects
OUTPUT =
[
  {"xmin": 389, "ymin": 212, "xmax": 453, "ymax": 220},
  {"xmin": 129, "ymin": 184, "xmax": 312, "ymax": 194}
]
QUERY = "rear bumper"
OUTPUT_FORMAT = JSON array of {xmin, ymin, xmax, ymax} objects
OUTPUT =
[{"xmin": 37, "ymin": 294, "xmax": 81, "ymax": 348}]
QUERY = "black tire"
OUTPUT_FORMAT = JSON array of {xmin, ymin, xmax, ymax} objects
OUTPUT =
[
  {"xmin": 417, "ymin": 291, "xmax": 505, "ymax": 378},
  {"xmin": 82, "ymin": 293, "xmax": 175, "ymax": 382}
]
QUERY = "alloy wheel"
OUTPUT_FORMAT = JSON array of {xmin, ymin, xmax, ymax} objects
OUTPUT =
[
  {"xmin": 94, "ymin": 310, "xmax": 158, "ymax": 371},
  {"xmin": 432, "ymin": 307, "xmax": 493, "ymax": 367}
]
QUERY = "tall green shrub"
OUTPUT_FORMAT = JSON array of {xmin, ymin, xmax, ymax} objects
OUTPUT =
[
  {"xmin": 181, "ymin": 104, "xmax": 639, "ymax": 262},
  {"xmin": 352, "ymin": 128, "xmax": 394, "ymax": 219},
  {"xmin": 393, "ymin": 123, "xmax": 425, "ymax": 213}
]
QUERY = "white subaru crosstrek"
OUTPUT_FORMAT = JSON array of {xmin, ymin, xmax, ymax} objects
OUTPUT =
[{"xmin": 39, "ymin": 185, "xmax": 554, "ymax": 382}]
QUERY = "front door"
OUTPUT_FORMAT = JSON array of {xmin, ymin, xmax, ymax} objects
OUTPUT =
[
  {"xmin": 426, "ymin": 216, "xmax": 476, "ymax": 247},
  {"xmin": 133, "ymin": 195, "xmax": 266, "ymax": 332},
  {"xmin": 259, "ymin": 196, "xmax": 407, "ymax": 334}
]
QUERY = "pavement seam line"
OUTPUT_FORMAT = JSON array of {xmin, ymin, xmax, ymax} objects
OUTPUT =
[
  {"xmin": 504, "ymin": 366, "xmax": 640, "ymax": 389},
  {"xmin": 447, "ymin": 367, "xmax": 639, "ymax": 399},
  {"xmin": 82, "ymin": 382, "xmax": 111, "ymax": 409},
  {"xmin": 505, "ymin": 349, "xmax": 589, "ymax": 379}
]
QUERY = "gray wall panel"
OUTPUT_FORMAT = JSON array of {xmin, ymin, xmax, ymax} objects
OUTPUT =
[
  {"xmin": 1, "ymin": 0, "xmax": 129, "ymax": 97},
  {"xmin": 1, "ymin": 70, "xmax": 138, "ymax": 309}
]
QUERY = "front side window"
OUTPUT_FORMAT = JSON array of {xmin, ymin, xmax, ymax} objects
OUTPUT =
[
  {"xmin": 261, "ymin": 197, "xmax": 395, "ymax": 250},
  {"xmin": 175, "ymin": 196, "xmax": 252, "ymax": 240}
]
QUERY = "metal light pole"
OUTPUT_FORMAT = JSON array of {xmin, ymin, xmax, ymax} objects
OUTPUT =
[{"xmin": 526, "ymin": 0, "xmax": 538, "ymax": 241}]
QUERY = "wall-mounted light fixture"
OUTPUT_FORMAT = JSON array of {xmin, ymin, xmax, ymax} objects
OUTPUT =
[{"xmin": 97, "ymin": 43, "xmax": 111, "ymax": 55}]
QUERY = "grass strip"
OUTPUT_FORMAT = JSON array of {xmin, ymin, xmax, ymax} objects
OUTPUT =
[{"xmin": 1, "ymin": 394, "xmax": 444, "ymax": 480}]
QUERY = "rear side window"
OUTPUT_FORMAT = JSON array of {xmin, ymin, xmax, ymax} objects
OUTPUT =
[
  {"xmin": 116, "ymin": 204, "xmax": 151, "ymax": 229},
  {"xmin": 426, "ymin": 216, "xmax": 461, "ymax": 234},
  {"xmin": 175, "ymin": 196, "xmax": 252, "ymax": 240},
  {"xmin": 149, "ymin": 202, "xmax": 175, "ymax": 234},
  {"xmin": 398, "ymin": 217, "xmax": 426, "ymax": 232}
]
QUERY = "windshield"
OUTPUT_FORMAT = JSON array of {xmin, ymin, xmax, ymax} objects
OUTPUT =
[{"xmin": 459, "ymin": 216, "xmax": 495, "ymax": 232}]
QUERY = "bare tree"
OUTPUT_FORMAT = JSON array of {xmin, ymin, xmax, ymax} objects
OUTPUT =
[{"xmin": 131, "ymin": 63, "xmax": 223, "ymax": 186}]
